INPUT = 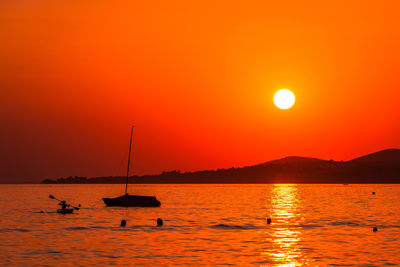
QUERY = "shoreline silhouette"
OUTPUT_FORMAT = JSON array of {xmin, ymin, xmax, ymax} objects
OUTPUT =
[{"xmin": 42, "ymin": 148, "xmax": 400, "ymax": 184}]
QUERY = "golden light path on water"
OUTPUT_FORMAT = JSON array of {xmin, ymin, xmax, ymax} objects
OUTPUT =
[{"xmin": 262, "ymin": 184, "xmax": 309, "ymax": 266}]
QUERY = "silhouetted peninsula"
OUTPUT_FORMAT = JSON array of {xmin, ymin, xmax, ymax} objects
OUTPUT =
[{"xmin": 42, "ymin": 149, "xmax": 400, "ymax": 184}]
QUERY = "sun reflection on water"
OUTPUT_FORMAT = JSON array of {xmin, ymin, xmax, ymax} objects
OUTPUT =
[{"xmin": 262, "ymin": 184, "xmax": 308, "ymax": 266}]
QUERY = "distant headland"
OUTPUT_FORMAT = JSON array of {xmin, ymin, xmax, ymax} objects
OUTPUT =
[{"xmin": 42, "ymin": 149, "xmax": 400, "ymax": 184}]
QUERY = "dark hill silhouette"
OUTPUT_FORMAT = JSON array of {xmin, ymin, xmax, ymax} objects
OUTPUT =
[
  {"xmin": 348, "ymin": 149, "xmax": 400, "ymax": 165},
  {"xmin": 42, "ymin": 148, "xmax": 400, "ymax": 184},
  {"xmin": 258, "ymin": 156, "xmax": 328, "ymax": 166}
]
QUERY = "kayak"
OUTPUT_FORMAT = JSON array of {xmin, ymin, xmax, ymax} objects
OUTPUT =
[{"xmin": 57, "ymin": 208, "xmax": 74, "ymax": 214}]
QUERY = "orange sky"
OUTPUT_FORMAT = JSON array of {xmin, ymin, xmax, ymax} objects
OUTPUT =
[{"xmin": 1, "ymin": 0, "xmax": 399, "ymax": 182}]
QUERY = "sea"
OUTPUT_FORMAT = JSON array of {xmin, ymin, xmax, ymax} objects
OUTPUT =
[{"xmin": 0, "ymin": 184, "xmax": 399, "ymax": 266}]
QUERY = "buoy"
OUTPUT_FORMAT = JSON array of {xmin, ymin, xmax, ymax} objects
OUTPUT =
[
  {"xmin": 157, "ymin": 218, "xmax": 163, "ymax": 227},
  {"xmin": 372, "ymin": 192, "xmax": 375, "ymax": 195},
  {"xmin": 120, "ymin": 219, "xmax": 126, "ymax": 227},
  {"xmin": 267, "ymin": 218, "xmax": 272, "ymax": 224},
  {"xmin": 373, "ymin": 227, "xmax": 378, "ymax": 232}
]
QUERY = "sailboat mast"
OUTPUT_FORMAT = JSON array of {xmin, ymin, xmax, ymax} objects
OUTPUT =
[{"xmin": 125, "ymin": 125, "xmax": 134, "ymax": 195}]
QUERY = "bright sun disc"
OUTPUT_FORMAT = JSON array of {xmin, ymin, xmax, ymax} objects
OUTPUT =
[{"xmin": 274, "ymin": 89, "xmax": 295, "ymax": 109}]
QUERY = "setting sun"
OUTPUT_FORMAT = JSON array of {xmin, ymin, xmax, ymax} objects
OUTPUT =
[{"xmin": 274, "ymin": 89, "xmax": 295, "ymax": 110}]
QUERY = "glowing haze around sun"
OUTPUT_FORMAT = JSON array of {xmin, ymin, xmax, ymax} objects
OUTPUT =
[{"xmin": 274, "ymin": 89, "xmax": 295, "ymax": 109}]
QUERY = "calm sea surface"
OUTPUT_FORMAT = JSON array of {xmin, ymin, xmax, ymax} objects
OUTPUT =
[{"xmin": 0, "ymin": 184, "xmax": 399, "ymax": 266}]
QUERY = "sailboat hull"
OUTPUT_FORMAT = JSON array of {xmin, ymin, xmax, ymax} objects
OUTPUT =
[{"xmin": 103, "ymin": 194, "xmax": 161, "ymax": 207}]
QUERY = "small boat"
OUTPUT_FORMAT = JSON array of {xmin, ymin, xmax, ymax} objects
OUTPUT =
[
  {"xmin": 49, "ymin": 195, "xmax": 80, "ymax": 214},
  {"xmin": 102, "ymin": 126, "xmax": 161, "ymax": 207},
  {"xmin": 103, "ymin": 194, "xmax": 160, "ymax": 207},
  {"xmin": 57, "ymin": 208, "xmax": 74, "ymax": 214}
]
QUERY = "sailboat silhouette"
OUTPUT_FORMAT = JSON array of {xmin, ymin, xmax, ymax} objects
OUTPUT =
[{"xmin": 102, "ymin": 126, "xmax": 161, "ymax": 207}]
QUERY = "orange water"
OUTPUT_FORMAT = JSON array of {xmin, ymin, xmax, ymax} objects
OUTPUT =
[{"xmin": 0, "ymin": 184, "xmax": 399, "ymax": 266}]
